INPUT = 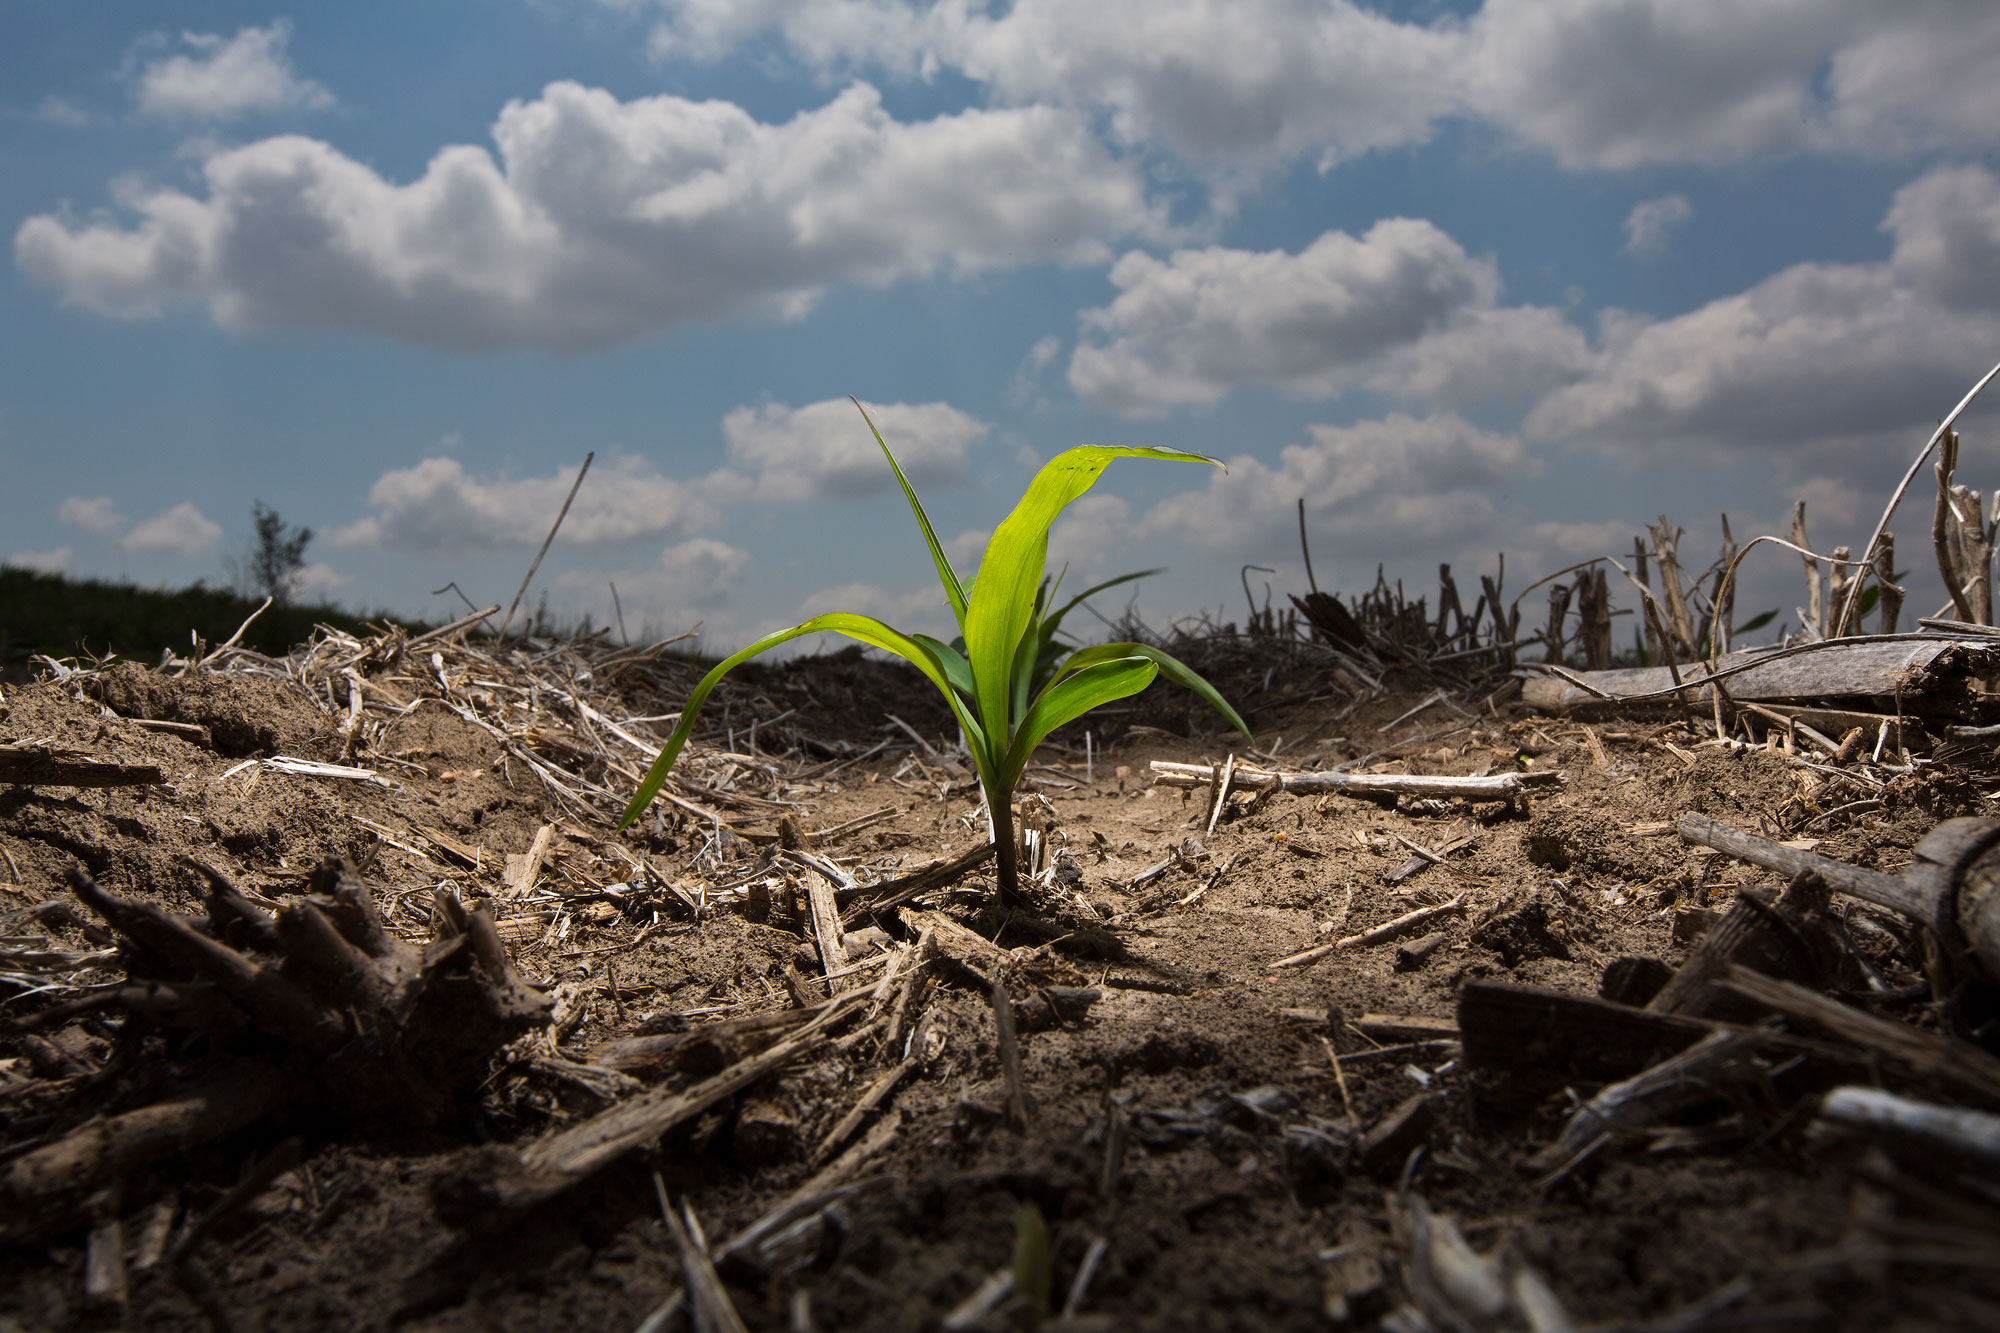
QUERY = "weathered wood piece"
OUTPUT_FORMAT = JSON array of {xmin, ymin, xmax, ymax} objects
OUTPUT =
[
  {"xmin": 4, "ymin": 862, "xmax": 547, "ymax": 1238},
  {"xmin": 1717, "ymin": 964, "xmax": 2000, "ymax": 1105},
  {"xmin": 1458, "ymin": 981, "xmax": 1718, "ymax": 1102},
  {"xmin": 1646, "ymin": 871, "xmax": 1836, "ymax": 1021},
  {"xmin": 1152, "ymin": 760, "xmax": 1561, "ymax": 802},
  {"xmin": 1523, "ymin": 1030, "xmax": 1769, "ymax": 1179},
  {"xmin": 449, "ymin": 988, "xmax": 870, "ymax": 1220},
  {"xmin": 1815, "ymin": 1085, "xmax": 2000, "ymax": 1169},
  {"xmin": 1388, "ymin": 1192, "xmax": 1574, "ymax": 1333},
  {"xmin": 587, "ymin": 1008, "xmax": 814, "ymax": 1075},
  {"xmin": 802, "ymin": 867, "xmax": 846, "ymax": 986},
  {"xmin": 839, "ymin": 843, "xmax": 995, "ymax": 916},
  {"xmin": 899, "ymin": 907, "xmax": 1013, "ymax": 986},
  {"xmin": 1359, "ymin": 1093, "xmax": 1435, "ymax": 1176},
  {"xmin": 1271, "ymin": 896, "xmax": 1467, "ymax": 968},
  {"xmin": 0, "ymin": 743, "xmax": 164, "ymax": 789},
  {"xmin": 1520, "ymin": 637, "xmax": 2000, "ymax": 716},
  {"xmin": 1681, "ymin": 814, "xmax": 2000, "ymax": 980},
  {"xmin": 990, "ymin": 976, "xmax": 1033, "ymax": 1132}
]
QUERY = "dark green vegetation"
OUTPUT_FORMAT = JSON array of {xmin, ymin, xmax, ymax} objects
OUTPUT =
[{"xmin": 0, "ymin": 567, "xmax": 410, "ymax": 676}]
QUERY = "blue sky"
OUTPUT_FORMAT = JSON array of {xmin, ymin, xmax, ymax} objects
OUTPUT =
[{"xmin": 7, "ymin": 1, "xmax": 2000, "ymax": 652}]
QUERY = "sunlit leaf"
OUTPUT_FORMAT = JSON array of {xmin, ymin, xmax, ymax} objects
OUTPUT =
[
  {"xmin": 1002, "ymin": 656, "xmax": 1157, "ymax": 786},
  {"xmin": 618, "ymin": 612, "xmax": 986, "ymax": 829}
]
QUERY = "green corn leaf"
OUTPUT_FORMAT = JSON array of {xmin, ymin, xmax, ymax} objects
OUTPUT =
[
  {"xmin": 1043, "ymin": 568, "xmax": 1164, "ymax": 639},
  {"xmin": 1011, "ymin": 1202, "xmax": 1052, "ymax": 1323},
  {"xmin": 852, "ymin": 397, "xmax": 968, "ymax": 630},
  {"xmin": 964, "ymin": 446, "xmax": 1221, "ymax": 745},
  {"xmin": 1002, "ymin": 656, "xmax": 1157, "ymax": 786},
  {"xmin": 1732, "ymin": 608, "xmax": 1779, "ymax": 636},
  {"xmin": 1028, "ymin": 566, "xmax": 1164, "ymax": 697},
  {"xmin": 911, "ymin": 633, "xmax": 973, "ymax": 698},
  {"xmin": 618, "ymin": 612, "xmax": 986, "ymax": 829},
  {"xmin": 1056, "ymin": 641, "xmax": 1252, "ymax": 740}
]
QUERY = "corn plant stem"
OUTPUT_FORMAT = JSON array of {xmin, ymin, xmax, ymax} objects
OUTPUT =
[{"xmin": 991, "ymin": 794, "xmax": 1024, "ymax": 907}]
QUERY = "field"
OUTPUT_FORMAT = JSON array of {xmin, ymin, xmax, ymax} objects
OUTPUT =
[{"xmin": 2, "ymin": 606, "xmax": 1998, "ymax": 1331}]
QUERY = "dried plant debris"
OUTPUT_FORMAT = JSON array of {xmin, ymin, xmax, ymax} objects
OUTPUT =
[{"xmin": 1, "ymin": 859, "xmax": 547, "ymax": 1240}]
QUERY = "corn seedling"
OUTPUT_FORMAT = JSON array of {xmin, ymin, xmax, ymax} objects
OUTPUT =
[{"xmin": 619, "ymin": 398, "xmax": 1250, "ymax": 904}]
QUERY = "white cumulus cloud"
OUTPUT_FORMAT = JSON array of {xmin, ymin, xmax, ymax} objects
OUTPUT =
[
  {"xmin": 334, "ymin": 454, "xmax": 726, "ymax": 552},
  {"xmin": 4, "ymin": 547, "xmax": 74, "ymax": 574},
  {"xmin": 120, "ymin": 502, "xmax": 222, "ymax": 556},
  {"xmin": 131, "ymin": 20, "xmax": 334, "ymax": 123},
  {"xmin": 16, "ymin": 81, "xmax": 1163, "ymax": 349},
  {"xmin": 794, "ymin": 579, "xmax": 954, "ymax": 639},
  {"xmin": 290, "ymin": 562, "xmax": 350, "ymax": 600},
  {"xmin": 723, "ymin": 397, "xmax": 988, "ymax": 501},
  {"xmin": 1069, "ymin": 220, "xmax": 1588, "ymax": 417},
  {"xmin": 615, "ymin": 1, "xmax": 2000, "ymax": 176},
  {"xmin": 1142, "ymin": 412, "xmax": 1530, "ymax": 563},
  {"xmin": 1527, "ymin": 163, "xmax": 2000, "ymax": 453},
  {"xmin": 561, "ymin": 537, "xmax": 751, "ymax": 618},
  {"xmin": 1622, "ymin": 194, "xmax": 1692, "ymax": 258},
  {"xmin": 59, "ymin": 495, "xmax": 127, "ymax": 536}
]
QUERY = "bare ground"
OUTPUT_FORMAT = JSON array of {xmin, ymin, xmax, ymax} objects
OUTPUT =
[{"xmin": 2, "ymin": 635, "xmax": 1996, "ymax": 1331}]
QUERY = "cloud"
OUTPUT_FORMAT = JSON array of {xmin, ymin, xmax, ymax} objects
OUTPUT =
[
  {"xmin": 617, "ymin": 1, "xmax": 2000, "ymax": 176},
  {"xmin": 1622, "ymin": 194, "xmax": 1692, "ymax": 257},
  {"xmin": 120, "ymin": 502, "xmax": 222, "ymax": 556},
  {"xmin": 947, "ymin": 526, "xmax": 991, "ymax": 567},
  {"xmin": 4, "ymin": 547, "xmax": 73, "ymax": 574},
  {"xmin": 1463, "ymin": 1, "xmax": 2000, "ymax": 169},
  {"xmin": 794, "ymin": 579, "xmax": 953, "ymax": 638},
  {"xmin": 1010, "ymin": 334, "xmax": 1062, "ymax": 406},
  {"xmin": 131, "ymin": 20, "xmax": 334, "ymax": 123},
  {"xmin": 1069, "ymin": 220, "xmax": 1588, "ymax": 416},
  {"xmin": 562, "ymin": 537, "xmax": 751, "ymax": 617},
  {"xmin": 1142, "ymin": 411, "xmax": 1529, "ymax": 563},
  {"xmin": 334, "ymin": 454, "xmax": 725, "ymax": 552},
  {"xmin": 1788, "ymin": 475, "xmax": 1866, "ymax": 529},
  {"xmin": 290, "ymin": 562, "xmax": 350, "ymax": 600},
  {"xmin": 629, "ymin": 0, "xmax": 1455, "ymax": 182},
  {"xmin": 35, "ymin": 96, "xmax": 99, "ymax": 128},
  {"xmin": 59, "ymin": 495, "xmax": 127, "ymax": 536},
  {"xmin": 1047, "ymin": 494, "xmax": 1137, "ymax": 576},
  {"xmin": 1527, "ymin": 164, "xmax": 2000, "ymax": 453},
  {"xmin": 722, "ymin": 397, "xmax": 988, "ymax": 501},
  {"xmin": 16, "ymin": 81, "xmax": 1163, "ymax": 349}
]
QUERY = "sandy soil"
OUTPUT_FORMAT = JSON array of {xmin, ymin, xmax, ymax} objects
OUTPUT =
[{"xmin": 1, "ymin": 638, "xmax": 1994, "ymax": 1331}]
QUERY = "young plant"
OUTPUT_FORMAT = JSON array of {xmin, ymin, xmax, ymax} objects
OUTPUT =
[{"xmin": 618, "ymin": 398, "xmax": 1251, "ymax": 904}]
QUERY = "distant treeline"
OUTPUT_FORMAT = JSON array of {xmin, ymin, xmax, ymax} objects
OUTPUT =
[{"xmin": 0, "ymin": 567, "xmax": 416, "ymax": 673}]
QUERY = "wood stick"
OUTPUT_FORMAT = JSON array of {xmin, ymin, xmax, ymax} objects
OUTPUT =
[
  {"xmin": 814, "ymin": 1056, "xmax": 916, "ymax": 1163},
  {"xmin": 1677, "ymin": 814, "xmax": 1944, "ymax": 927},
  {"xmin": 802, "ymin": 867, "xmax": 846, "ymax": 986},
  {"xmin": 498, "ymin": 451, "xmax": 594, "ymax": 641},
  {"xmin": 1204, "ymin": 753, "xmax": 1236, "ymax": 837},
  {"xmin": 1521, "ymin": 635, "xmax": 2000, "ymax": 714},
  {"xmin": 990, "ymin": 976, "xmax": 1032, "ymax": 1132},
  {"xmin": 196, "ymin": 594, "xmax": 273, "ymax": 668},
  {"xmin": 407, "ymin": 603, "xmax": 501, "ymax": 647},
  {"xmin": 1270, "ymin": 895, "xmax": 1467, "ymax": 968},
  {"xmin": 1719, "ymin": 963, "xmax": 2000, "ymax": 1104},
  {"xmin": 0, "ymin": 745, "xmax": 164, "ymax": 789},
  {"xmin": 506, "ymin": 824, "xmax": 555, "ymax": 899},
  {"xmin": 1149, "ymin": 761, "xmax": 1560, "ymax": 801},
  {"xmin": 1816, "ymin": 1086, "xmax": 2000, "ymax": 1169},
  {"xmin": 1, "ymin": 1062, "xmax": 289, "ymax": 1209},
  {"xmin": 468, "ymin": 989, "xmax": 869, "ymax": 1216}
]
